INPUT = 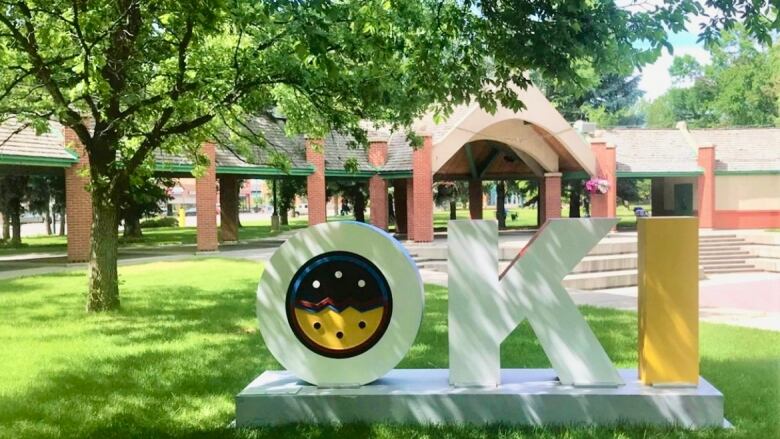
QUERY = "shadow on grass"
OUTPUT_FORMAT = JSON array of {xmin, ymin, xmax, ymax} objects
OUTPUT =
[{"xmin": 0, "ymin": 270, "xmax": 777, "ymax": 438}]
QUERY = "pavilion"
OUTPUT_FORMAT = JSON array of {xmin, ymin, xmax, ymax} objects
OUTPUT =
[{"xmin": 1, "ymin": 84, "xmax": 778, "ymax": 263}]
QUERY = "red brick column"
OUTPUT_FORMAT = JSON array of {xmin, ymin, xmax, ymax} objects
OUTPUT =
[
  {"xmin": 589, "ymin": 140, "xmax": 617, "ymax": 218},
  {"xmin": 368, "ymin": 139, "xmax": 389, "ymax": 230},
  {"xmin": 469, "ymin": 179, "xmax": 483, "ymax": 219},
  {"xmin": 405, "ymin": 178, "xmax": 415, "ymax": 240},
  {"xmin": 411, "ymin": 135, "xmax": 434, "ymax": 242},
  {"xmin": 697, "ymin": 145, "xmax": 715, "ymax": 228},
  {"xmin": 306, "ymin": 138, "xmax": 327, "ymax": 226},
  {"xmin": 219, "ymin": 175, "xmax": 240, "ymax": 242},
  {"xmin": 540, "ymin": 172, "xmax": 562, "ymax": 224},
  {"xmin": 393, "ymin": 180, "xmax": 408, "ymax": 235},
  {"xmin": 64, "ymin": 128, "xmax": 92, "ymax": 262},
  {"xmin": 196, "ymin": 142, "xmax": 218, "ymax": 252}
]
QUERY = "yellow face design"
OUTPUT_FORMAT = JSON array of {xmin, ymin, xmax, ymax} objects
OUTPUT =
[
  {"xmin": 286, "ymin": 252, "xmax": 392, "ymax": 358},
  {"xmin": 294, "ymin": 307, "xmax": 384, "ymax": 351}
]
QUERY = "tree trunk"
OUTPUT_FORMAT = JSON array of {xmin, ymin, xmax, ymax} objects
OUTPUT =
[
  {"xmin": 569, "ymin": 184, "xmax": 581, "ymax": 218},
  {"xmin": 45, "ymin": 207, "xmax": 53, "ymax": 235},
  {"xmin": 59, "ymin": 212, "xmax": 66, "ymax": 236},
  {"xmin": 388, "ymin": 193, "xmax": 395, "ymax": 225},
  {"xmin": 449, "ymin": 200, "xmax": 457, "ymax": 220},
  {"xmin": 1, "ymin": 212, "xmax": 9, "ymax": 241},
  {"xmin": 496, "ymin": 181, "xmax": 506, "ymax": 230},
  {"xmin": 354, "ymin": 190, "xmax": 366, "ymax": 223},
  {"xmin": 123, "ymin": 208, "xmax": 143, "ymax": 238},
  {"xmin": 280, "ymin": 208, "xmax": 289, "ymax": 226},
  {"xmin": 87, "ymin": 196, "xmax": 120, "ymax": 312},
  {"xmin": 9, "ymin": 199, "xmax": 22, "ymax": 246}
]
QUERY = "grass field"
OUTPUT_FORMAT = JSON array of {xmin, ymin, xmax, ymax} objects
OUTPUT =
[{"xmin": 1, "ymin": 258, "xmax": 778, "ymax": 438}]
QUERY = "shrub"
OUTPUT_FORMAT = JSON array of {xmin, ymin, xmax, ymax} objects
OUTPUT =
[{"xmin": 140, "ymin": 216, "xmax": 178, "ymax": 228}]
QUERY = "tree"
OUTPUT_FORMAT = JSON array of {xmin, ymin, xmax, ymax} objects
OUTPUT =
[
  {"xmin": 646, "ymin": 26, "xmax": 778, "ymax": 128},
  {"xmin": 617, "ymin": 178, "xmax": 651, "ymax": 208},
  {"xmin": 120, "ymin": 176, "xmax": 174, "ymax": 238},
  {"xmin": 278, "ymin": 178, "xmax": 306, "ymax": 226},
  {"xmin": 0, "ymin": 176, "xmax": 29, "ymax": 246},
  {"xmin": 1, "ymin": 1, "xmax": 773, "ymax": 311},
  {"xmin": 329, "ymin": 180, "xmax": 368, "ymax": 222},
  {"xmin": 669, "ymin": 54, "xmax": 705, "ymax": 85},
  {"xmin": 27, "ymin": 176, "xmax": 56, "ymax": 235},
  {"xmin": 434, "ymin": 181, "xmax": 468, "ymax": 220},
  {"xmin": 537, "ymin": 72, "xmax": 645, "ymax": 127}
]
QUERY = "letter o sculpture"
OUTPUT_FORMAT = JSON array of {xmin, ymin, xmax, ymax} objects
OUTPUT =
[{"xmin": 256, "ymin": 222, "xmax": 424, "ymax": 386}]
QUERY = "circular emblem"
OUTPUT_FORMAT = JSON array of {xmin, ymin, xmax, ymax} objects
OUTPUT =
[
  {"xmin": 256, "ymin": 222, "xmax": 424, "ymax": 386},
  {"xmin": 286, "ymin": 251, "xmax": 393, "ymax": 358}
]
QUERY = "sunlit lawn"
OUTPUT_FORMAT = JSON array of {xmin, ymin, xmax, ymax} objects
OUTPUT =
[{"xmin": 1, "ymin": 258, "xmax": 778, "ymax": 438}]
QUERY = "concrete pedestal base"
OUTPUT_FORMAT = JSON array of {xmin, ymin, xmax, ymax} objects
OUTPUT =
[{"xmin": 236, "ymin": 369, "xmax": 725, "ymax": 428}]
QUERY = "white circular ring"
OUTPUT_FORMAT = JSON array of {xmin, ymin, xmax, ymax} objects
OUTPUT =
[{"xmin": 256, "ymin": 221, "xmax": 424, "ymax": 386}]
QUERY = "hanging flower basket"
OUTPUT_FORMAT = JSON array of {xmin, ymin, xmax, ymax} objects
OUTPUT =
[{"xmin": 584, "ymin": 177, "xmax": 610, "ymax": 195}]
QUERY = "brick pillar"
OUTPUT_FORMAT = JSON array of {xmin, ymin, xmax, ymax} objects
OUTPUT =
[
  {"xmin": 540, "ymin": 172, "xmax": 562, "ymax": 224},
  {"xmin": 64, "ymin": 128, "xmax": 92, "ymax": 262},
  {"xmin": 196, "ymin": 142, "xmax": 218, "ymax": 252},
  {"xmin": 405, "ymin": 178, "xmax": 415, "ymax": 240},
  {"xmin": 393, "ymin": 180, "xmax": 408, "ymax": 235},
  {"xmin": 368, "ymin": 139, "xmax": 389, "ymax": 230},
  {"xmin": 411, "ymin": 135, "xmax": 433, "ymax": 242},
  {"xmin": 469, "ymin": 179, "xmax": 483, "ymax": 219},
  {"xmin": 219, "ymin": 175, "xmax": 239, "ymax": 242},
  {"xmin": 589, "ymin": 141, "xmax": 617, "ymax": 218},
  {"xmin": 306, "ymin": 138, "xmax": 326, "ymax": 225},
  {"xmin": 697, "ymin": 145, "xmax": 715, "ymax": 228}
]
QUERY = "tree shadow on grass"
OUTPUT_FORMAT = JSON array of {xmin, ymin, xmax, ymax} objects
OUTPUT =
[{"xmin": 1, "ymin": 273, "xmax": 777, "ymax": 438}]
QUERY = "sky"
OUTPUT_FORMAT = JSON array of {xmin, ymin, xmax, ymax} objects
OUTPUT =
[
  {"xmin": 637, "ymin": 31, "xmax": 711, "ymax": 100},
  {"xmin": 622, "ymin": 0, "xmax": 723, "ymax": 100}
]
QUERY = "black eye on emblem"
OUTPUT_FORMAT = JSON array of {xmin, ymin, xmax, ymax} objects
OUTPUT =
[{"xmin": 286, "ymin": 251, "xmax": 393, "ymax": 358}]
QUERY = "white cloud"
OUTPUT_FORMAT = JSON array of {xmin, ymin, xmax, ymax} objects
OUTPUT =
[{"xmin": 637, "ymin": 46, "xmax": 711, "ymax": 100}]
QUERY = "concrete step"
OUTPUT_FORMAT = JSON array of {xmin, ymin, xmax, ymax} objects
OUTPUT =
[
  {"xmin": 700, "ymin": 234, "xmax": 738, "ymax": 239},
  {"xmin": 698, "ymin": 249, "xmax": 750, "ymax": 255},
  {"xmin": 699, "ymin": 254, "xmax": 756, "ymax": 262},
  {"xmin": 571, "ymin": 254, "xmax": 637, "ymax": 274},
  {"xmin": 699, "ymin": 236, "xmax": 743, "ymax": 242},
  {"xmin": 699, "ymin": 242, "xmax": 747, "ymax": 249},
  {"xmin": 699, "ymin": 260, "xmax": 751, "ymax": 268},
  {"xmin": 703, "ymin": 267, "xmax": 763, "ymax": 274},
  {"xmin": 563, "ymin": 269, "xmax": 638, "ymax": 291}
]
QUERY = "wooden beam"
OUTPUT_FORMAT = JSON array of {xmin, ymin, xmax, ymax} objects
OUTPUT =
[
  {"xmin": 478, "ymin": 147, "xmax": 501, "ymax": 179},
  {"xmin": 465, "ymin": 143, "xmax": 478, "ymax": 179},
  {"xmin": 512, "ymin": 149, "xmax": 545, "ymax": 176}
]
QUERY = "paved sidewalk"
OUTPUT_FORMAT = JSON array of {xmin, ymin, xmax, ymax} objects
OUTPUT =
[{"xmin": 567, "ymin": 273, "xmax": 780, "ymax": 332}]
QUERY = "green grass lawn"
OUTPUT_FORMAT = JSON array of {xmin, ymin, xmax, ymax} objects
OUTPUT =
[{"xmin": 1, "ymin": 259, "xmax": 778, "ymax": 438}]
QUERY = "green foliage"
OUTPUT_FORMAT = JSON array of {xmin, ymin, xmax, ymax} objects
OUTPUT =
[
  {"xmin": 617, "ymin": 178, "xmax": 651, "ymax": 207},
  {"xmin": 646, "ymin": 26, "xmax": 778, "ymax": 128},
  {"xmin": 669, "ymin": 54, "xmax": 704, "ymax": 83},
  {"xmin": 139, "ymin": 216, "xmax": 178, "ymax": 228},
  {"xmin": 538, "ymin": 72, "xmax": 646, "ymax": 127}
]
